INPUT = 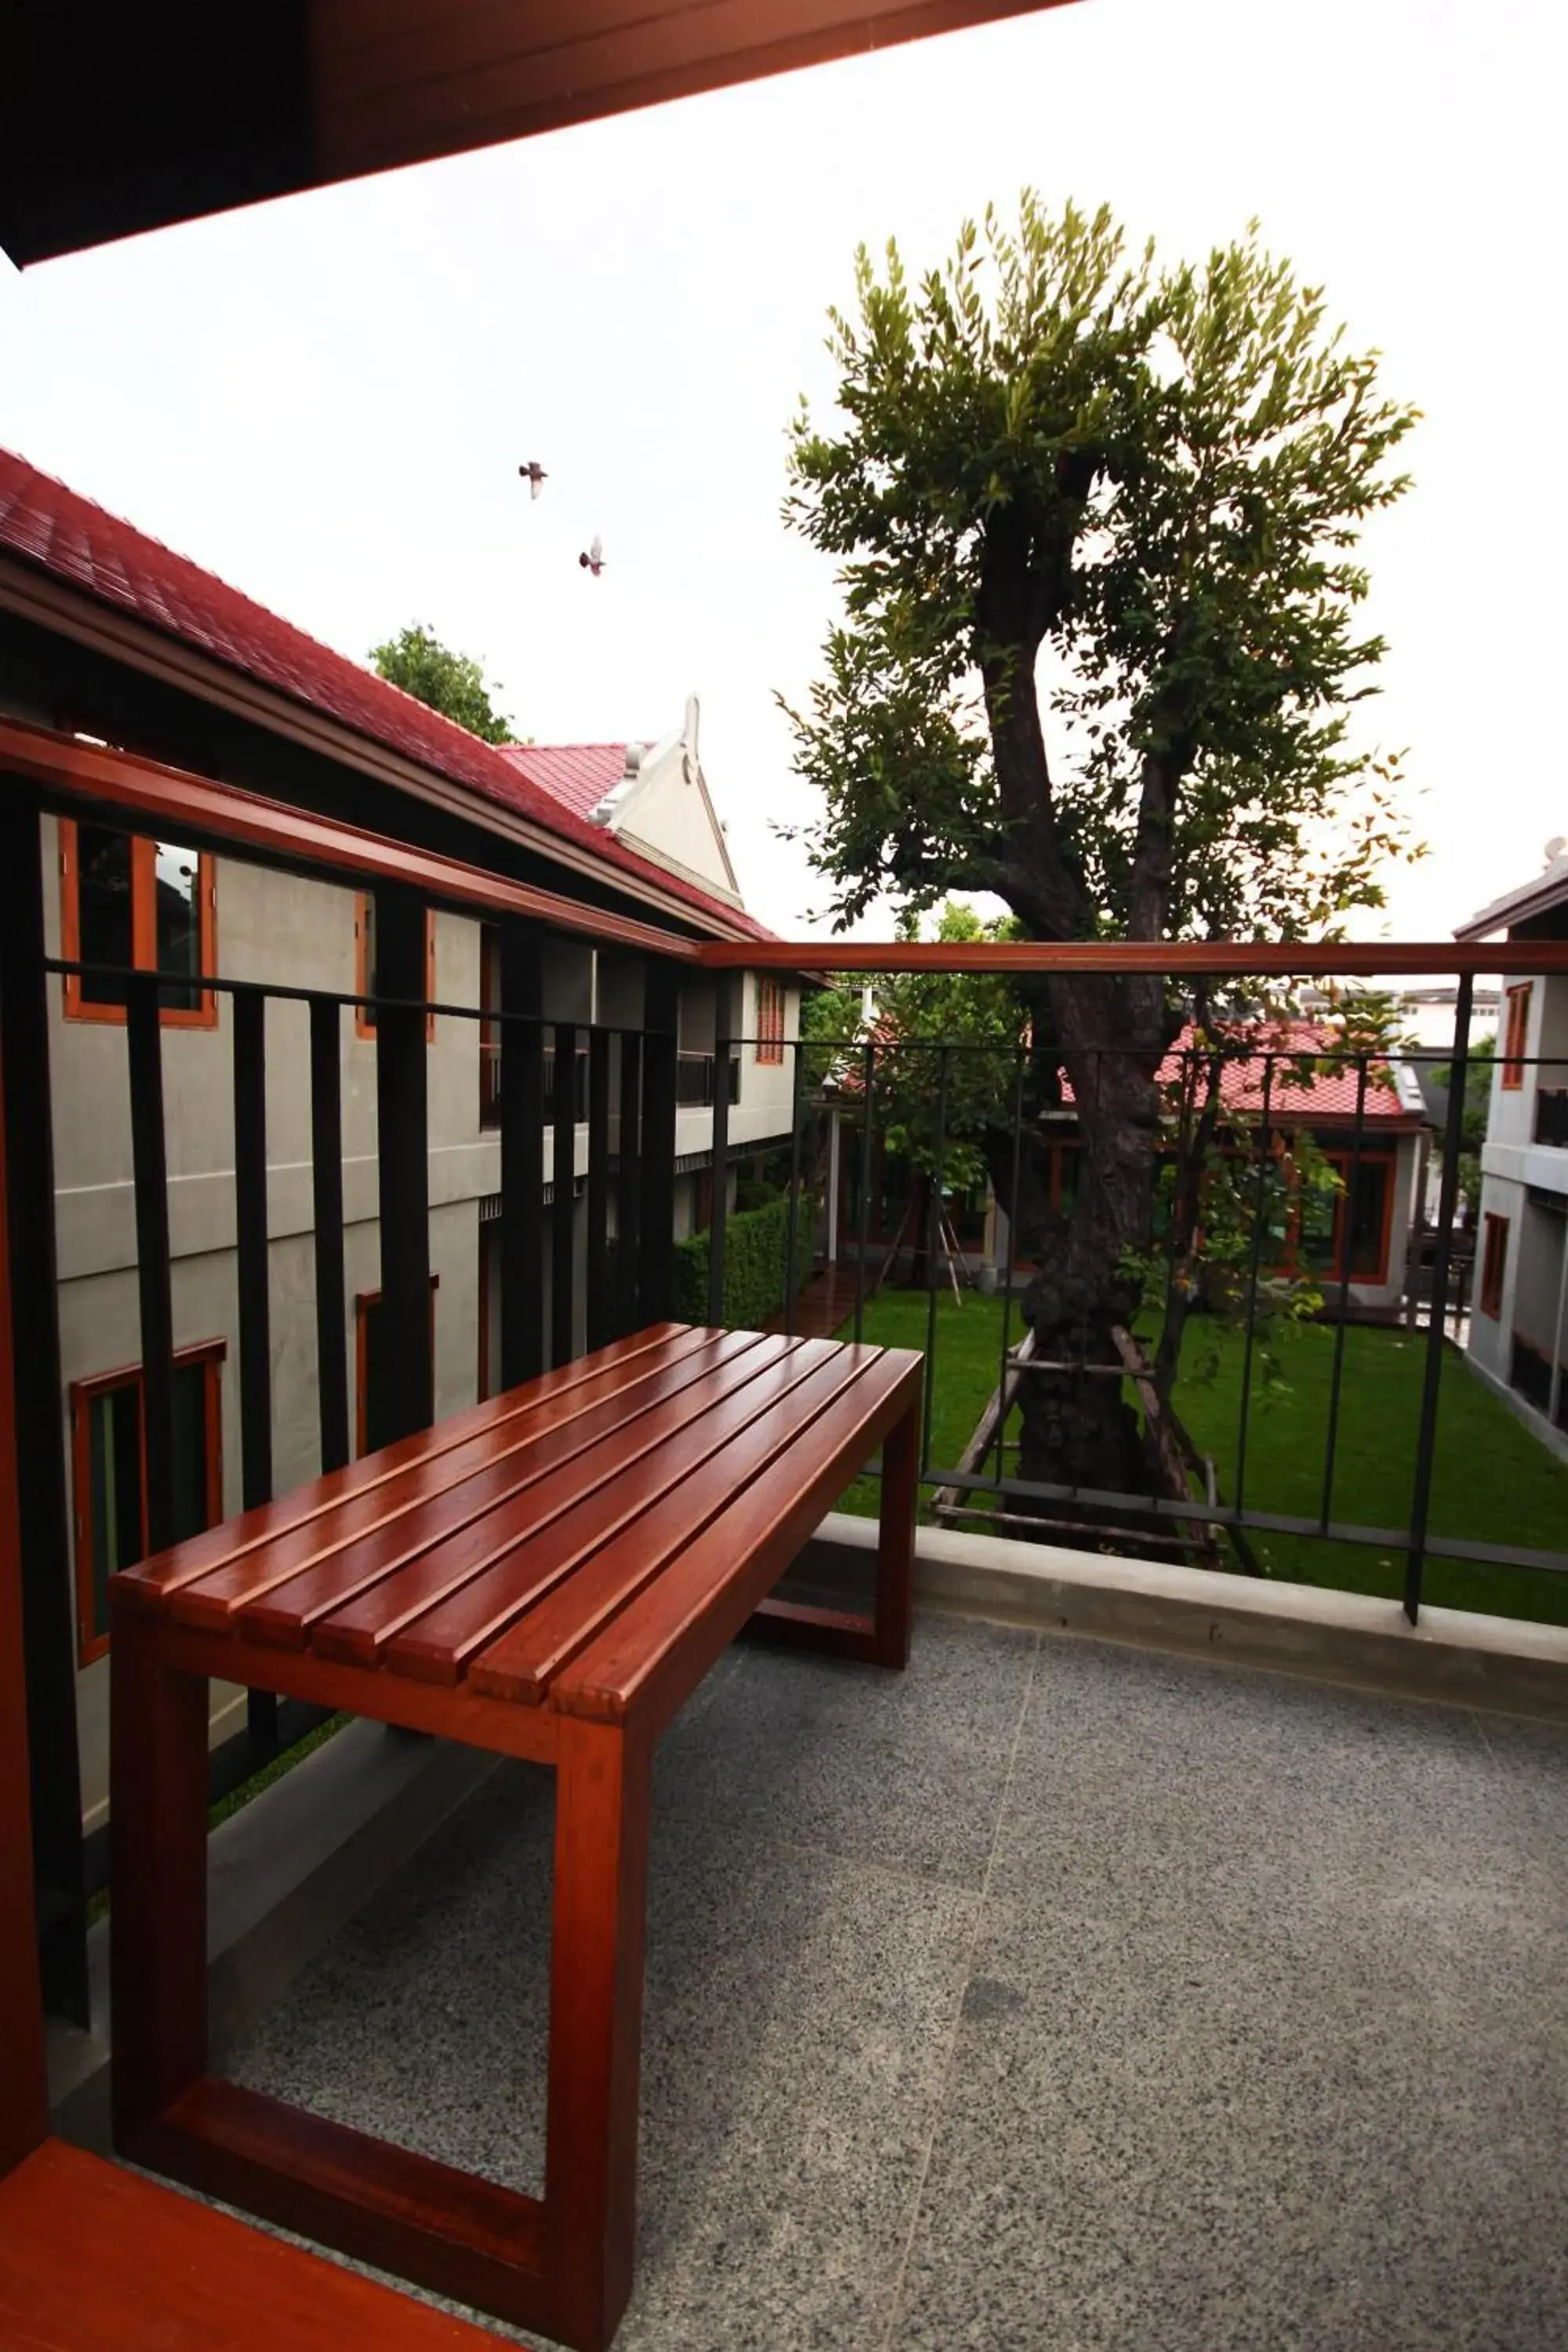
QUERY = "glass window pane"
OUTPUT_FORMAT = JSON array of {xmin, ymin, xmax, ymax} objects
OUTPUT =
[
  {"xmin": 87, "ymin": 1384, "xmax": 143, "ymax": 1640},
  {"xmin": 77, "ymin": 825, "xmax": 133, "ymax": 1006},
  {"xmin": 154, "ymin": 842, "xmax": 202, "ymax": 1011},
  {"xmin": 170, "ymin": 1360, "xmax": 211, "ymax": 1541}
]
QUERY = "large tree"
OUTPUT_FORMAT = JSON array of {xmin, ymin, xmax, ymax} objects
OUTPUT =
[
  {"xmin": 370, "ymin": 622, "xmax": 518, "ymax": 743},
  {"xmin": 785, "ymin": 198, "xmax": 1418, "ymax": 1507}
]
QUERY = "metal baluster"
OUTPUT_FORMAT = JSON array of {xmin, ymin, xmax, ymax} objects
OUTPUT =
[
  {"xmin": 586, "ymin": 1025, "xmax": 612, "ymax": 1352},
  {"xmin": 616, "ymin": 1032, "xmax": 642, "ymax": 1338},
  {"xmin": 1319, "ymin": 1053, "xmax": 1369, "ymax": 1534},
  {"xmin": 127, "ymin": 975, "xmax": 176, "ymax": 1552},
  {"xmin": 309, "ymin": 996, "xmax": 350, "ymax": 1473},
  {"xmin": 921, "ymin": 1047, "xmax": 950, "ymax": 1476},
  {"xmin": 782, "ymin": 1027, "xmax": 807, "ymax": 1335},
  {"xmin": 995, "ymin": 1045, "xmax": 1025, "ymax": 1482},
  {"xmin": 372, "ymin": 886, "xmax": 432, "ymax": 1443},
  {"xmin": 232, "ymin": 984, "xmax": 278, "ymax": 1739},
  {"xmin": 706, "ymin": 978, "xmax": 733, "ymax": 1327},
  {"xmin": 499, "ymin": 923, "xmax": 545, "ymax": 1386},
  {"xmin": 1232, "ymin": 1054, "xmax": 1276, "ymax": 1522},
  {"xmin": 551, "ymin": 1021, "xmax": 576, "ymax": 1367},
  {"xmin": 1406, "ymin": 975, "xmax": 1473, "ymax": 1622},
  {"xmin": 853, "ymin": 1042, "xmax": 877, "ymax": 1346},
  {"xmin": 640, "ymin": 964, "xmax": 679, "ymax": 1325}
]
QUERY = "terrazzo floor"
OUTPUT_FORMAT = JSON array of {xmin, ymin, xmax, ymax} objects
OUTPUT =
[{"xmin": 227, "ymin": 1617, "xmax": 1568, "ymax": 2350}]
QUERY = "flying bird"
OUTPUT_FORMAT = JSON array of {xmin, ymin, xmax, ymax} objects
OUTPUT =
[
  {"xmin": 579, "ymin": 535, "xmax": 606, "ymax": 577},
  {"xmin": 517, "ymin": 460, "xmax": 548, "ymax": 499}
]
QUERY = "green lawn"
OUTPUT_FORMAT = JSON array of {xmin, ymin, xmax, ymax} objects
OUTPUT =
[{"xmin": 834, "ymin": 1290, "xmax": 1568, "ymax": 1624}]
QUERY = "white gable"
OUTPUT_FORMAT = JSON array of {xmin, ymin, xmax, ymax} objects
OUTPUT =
[{"xmin": 597, "ymin": 697, "xmax": 742, "ymax": 906}]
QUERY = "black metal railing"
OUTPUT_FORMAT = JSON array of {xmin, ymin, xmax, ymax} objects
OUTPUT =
[{"xmin": 8, "ymin": 756, "xmax": 1568, "ymax": 2027}]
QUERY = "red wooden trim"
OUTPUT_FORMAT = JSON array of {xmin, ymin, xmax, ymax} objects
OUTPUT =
[
  {"xmin": 755, "ymin": 974, "xmax": 785, "ymax": 1064},
  {"xmin": 1501, "ymin": 983, "xmax": 1530, "ymax": 1090},
  {"xmin": 69, "ymin": 1339, "xmax": 227, "ymax": 1666},
  {"xmin": 58, "ymin": 817, "xmax": 217, "ymax": 1029},
  {"xmin": 703, "ymin": 938, "xmax": 1568, "ymax": 978},
  {"xmin": 4, "ymin": 718, "xmax": 702, "ymax": 958},
  {"xmin": 0, "ymin": 1034, "xmax": 49, "ymax": 2172}
]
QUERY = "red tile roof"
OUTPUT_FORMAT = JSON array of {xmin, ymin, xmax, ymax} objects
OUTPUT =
[
  {"xmin": 0, "ymin": 447, "xmax": 772, "ymax": 940},
  {"xmin": 499, "ymin": 742, "xmax": 630, "ymax": 823}
]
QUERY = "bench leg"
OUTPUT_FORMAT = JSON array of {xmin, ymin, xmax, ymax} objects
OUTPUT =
[
  {"xmin": 546, "ymin": 1715, "xmax": 653, "ymax": 2352},
  {"xmin": 873, "ymin": 1393, "xmax": 919, "ymax": 1669},
  {"xmin": 110, "ymin": 1607, "xmax": 209, "ymax": 2149}
]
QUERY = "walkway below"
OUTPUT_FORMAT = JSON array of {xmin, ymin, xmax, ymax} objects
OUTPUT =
[{"xmin": 229, "ymin": 1618, "xmax": 1568, "ymax": 2350}]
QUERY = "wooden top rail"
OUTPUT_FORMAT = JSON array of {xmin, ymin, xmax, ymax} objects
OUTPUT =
[
  {"xmin": 0, "ymin": 717, "xmax": 703, "ymax": 960},
  {"xmin": 699, "ymin": 938, "xmax": 1568, "ymax": 978}
]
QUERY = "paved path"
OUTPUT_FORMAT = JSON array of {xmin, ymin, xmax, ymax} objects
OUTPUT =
[{"xmin": 230, "ymin": 1617, "xmax": 1568, "ymax": 2351}]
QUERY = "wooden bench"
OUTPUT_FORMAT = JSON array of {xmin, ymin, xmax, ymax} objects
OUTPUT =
[
  {"xmin": 0, "ymin": 1102, "xmax": 510, "ymax": 2350},
  {"xmin": 109, "ymin": 1323, "xmax": 924, "ymax": 2352}
]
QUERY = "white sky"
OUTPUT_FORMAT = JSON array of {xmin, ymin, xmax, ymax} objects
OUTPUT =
[{"xmin": 0, "ymin": 0, "xmax": 1560, "ymax": 946}]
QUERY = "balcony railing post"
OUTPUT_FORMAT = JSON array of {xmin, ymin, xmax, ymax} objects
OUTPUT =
[
  {"xmin": 551, "ymin": 1021, "xmax": 577, "ymax": 1367},
  {"xmin": 126, "ymin": 974, "xmax": 176, "ymax": 1553},
  {"xmin": 0, "ymin": 791, "xmax": 88, "ymax": 2026},
  {"xmin": 309, "ymin": 997, "xmax": 350, "ymax": 1473},
  {"xmin": 920, "ymin": 1047, "xmax": 950, "ymax": 1475},
  {"xmin": 1406, "ymin": 974, "xmax": 1474, "ymax": 1623},
  {"xmin": 586, "ymin": 1025, "xmax": 612, "ymax": 1353},
  {"xmin": 499, "ymin": 920, "xmax": 546, "ymax": 1387},
  {"xmin": 853, "ymin": 1043, "xmax": 877, "ymax": 1347},
  {"xmin": 372, "ymin": 884, "xmax": 433, "ymax": 1443},
  {"xmin": 639, "ymin": 960, "xmax": 679, "ymax": 1326},
  {"xmin": 706, "ymin": 976, "xmax": 733, "ymax": 1327},
  {"xmin": 1319, "ymin": 1054, "xmax": 1369, "ymax": 1535},
  {"xmin": 782, "ymin": 1024, "xmax": 807, "ymax": 1337},
  {"xmin": 232, "ymin": 983, "xmax": 278, "ymax": 1742}
]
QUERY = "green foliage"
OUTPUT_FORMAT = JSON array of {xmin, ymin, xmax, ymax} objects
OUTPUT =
[
  {"xmin": 370, "ymin": 622, "xmax": 518, "ymax": 744},
  {"xmin": 781, "ymin": 194, "xmax": 1421, "ymax": 946},
  {"xmin": 1434, "ymin": 1033, "xmax": 1495, "ymax": 1210},
  {"xmin": 673, "ymin": 1197, "xmax": 793, "ymax": 1330}
]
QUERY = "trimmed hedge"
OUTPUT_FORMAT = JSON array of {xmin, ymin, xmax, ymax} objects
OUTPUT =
[{"xmin": 673, "ymin": 1196, "xmax": 793, "ymax": 1330}]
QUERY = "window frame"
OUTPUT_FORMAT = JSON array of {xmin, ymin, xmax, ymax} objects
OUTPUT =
[
  {"xmin": 1480, "ymin": 1212, "xmax": 1509, "ymax": 1319},
  {"xmin": 755, "ymin": 974, "xmax": 786, "ymax": 1065},
  {"xmin": 59, "ymin": 818, "xmax": 218, "ymax": 1030},
  {"xmin": 354, "ymin": 1276, "xmax": 440, "ymax": 1457},
  {"xmin": 1501, "ymin": 984, "xmax": 1531, "ymax": 1091},
  {"xmin": 354, "ymin": 891, "xmax": 437, "ymax": 1045},
  {"xmin": 1315, "ymin": 1147, "xmax": 1398, "ymax": 1288},
  {"xmin": 68, "ymin": 1338, "xmax": 227, "ymax": 1665}
]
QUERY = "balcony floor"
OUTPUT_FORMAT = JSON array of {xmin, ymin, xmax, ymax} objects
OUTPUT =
[{"xmin": 228, "ymin": 1617, "xmax": 1568, "ymax": 2350}]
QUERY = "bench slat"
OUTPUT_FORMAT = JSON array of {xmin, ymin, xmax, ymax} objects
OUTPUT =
[
  {"xmin": 465, "ymin": 1343, "xmax": 884, "ymax": 1704},
  {"xmin": 548, "ymin": 1348, "xmax": 921, "ymax": 1728},
  {"xmin": 114, "ymin": 1323, "xmax": 692, "ymax": 1613},
  {"xmin": 307, "ymin": 1334, "xmax": 808, "ymax": 1668},
  {"xmin": 179, "ymin": 1328, "xmax": 753, "ymax": 1640}
]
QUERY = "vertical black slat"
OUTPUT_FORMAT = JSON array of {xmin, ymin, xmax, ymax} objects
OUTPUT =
[
  {"xmin": 0, "ymin": 793, "xmax": 87, "ymax": 2025},
  {"xmin": 372, "ymin": 885, "xmax": 432, "ymax": 1444},
  {"xmin": 853, "ymin": 1041, "xmax": 877, "ymax": 1345},
  {"xmin": 1319, "ymin": 1053, "xmax": 1370, "ymax": 1534},
  {"xmin": 232, "ymin": 987, "xmax": 273, "ymax": 1508},
  {"xmin": 551, "ymin": 1021, "xmax": 577, "ymax": 1367},
  {"xmin": 1406, "ymin": 975, "xmax": 1473, "ymax": 1624},
  {"xmin": 231, "ymin": 985, "xmax": 278, "ymax": 1744},
  {"xmin": 706, "ymin": 978, "xmax": 733, "ymax": 1327},
  {"xmin": 782, "ymin": 1025, "xmax": 808, "ymax": 1337},
  {"xmin": 640, "ymin": 960, "xmax": 679, "ymax": 1326},
  {"xmin": 921, "ymin": 1046, "xmax": 951, "ymax": 1475},
  {"xmin": 126, "ymin": 975, "xmax": 176, "ymax": 1553},
  {"xmin": 616, "ymin": 1031, "xmax": 643, "ymax": 1338},
  {"xmin": 586, "ymin": 1025, "xmax": 612, "ymax": 1352},
  {"xmin": 499, "ymin": 922, "xmax": 546, "ymax": 1388},
  {"xmin": 1232, "ymin": 1053, "xmax": 1276, "ymax": 1522},
  {"xmin": 995, "ymin": 1044, "xmax": 1026, "ymax": 1482},
  {"xmin": 309, "ymin": 996, "xmax": 350, "ymax": 1475}
]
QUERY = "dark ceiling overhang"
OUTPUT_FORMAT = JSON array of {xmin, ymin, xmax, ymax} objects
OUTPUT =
[{"xmin": 0, "ymin": 1, "xmax": 1077, "ymax": 269}]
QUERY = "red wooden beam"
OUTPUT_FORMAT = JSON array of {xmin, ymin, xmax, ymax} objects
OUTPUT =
[{"xmin": 699, "ymin": 937, "xmax": 1568, "ymax": 978}]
